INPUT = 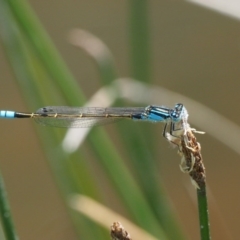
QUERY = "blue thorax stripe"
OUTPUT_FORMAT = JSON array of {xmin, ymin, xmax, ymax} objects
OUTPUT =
[{"xmin": 145, "ymin": 106, "xmax": 171, "ymax": 122}]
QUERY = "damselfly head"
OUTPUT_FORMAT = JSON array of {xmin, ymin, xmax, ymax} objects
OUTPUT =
[{"xmin": 170, "ymin": 103, "xmax": 188, "ymax": 122}]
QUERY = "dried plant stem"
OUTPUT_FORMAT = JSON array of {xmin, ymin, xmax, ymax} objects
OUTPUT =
[
  {"xmin": 180, "ymin": 129, "xmax": 211, "ymax": 240},
  {"xmin": 110, "ymin": 222, "xmax": 132, "ymax": 240},
  {"xmin": 167, "ymin": 117, "xmax": 211, "ymax": 240}
]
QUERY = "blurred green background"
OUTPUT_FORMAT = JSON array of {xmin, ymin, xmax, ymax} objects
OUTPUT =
[{"xmin": 0, "ymin": 1, "xmax": 240, "ymax": 239}]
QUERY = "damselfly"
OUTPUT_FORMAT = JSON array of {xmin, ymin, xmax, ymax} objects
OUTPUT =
[{"xmin": 0, "ymin": 103, "xmax": 188, "ymax": 136}]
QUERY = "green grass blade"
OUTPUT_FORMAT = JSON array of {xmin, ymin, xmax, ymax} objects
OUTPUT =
[
  {"xmin": 128, "ymin": 2, "xmax": 185, "ymax": 239},
  {"xmin": 0, "ymin": 172, "xmax": 18, "ymax": 240},
  {"xmin": 4, "ymin": 0, "xmax": 85, "ymax": 105},
  {"xmin": 197, "ymin": 185, "xmax": 211, "ymax": 240},
  {"xmin": 129, "ymin": 0, "xmax": 151, "ymax": 83}
]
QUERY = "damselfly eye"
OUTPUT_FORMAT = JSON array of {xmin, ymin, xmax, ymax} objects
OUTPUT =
[{"xmin": 170, "ymin": 103, "xmax": 184, "ymax": 122}]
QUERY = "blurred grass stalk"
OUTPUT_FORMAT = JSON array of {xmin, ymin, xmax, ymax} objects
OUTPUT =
[
  {"xmin": 0, "ymin": 172, "xmax": 18, "ymax": 240},
  {"xmin": 0, "ymin": 0, "xmax": 188, "ymax": 239}
]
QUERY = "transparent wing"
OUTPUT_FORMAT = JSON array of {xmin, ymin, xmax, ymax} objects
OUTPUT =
[{"xmin": 34, "ymin": 106, "xmax": 145, "ymax": 128}]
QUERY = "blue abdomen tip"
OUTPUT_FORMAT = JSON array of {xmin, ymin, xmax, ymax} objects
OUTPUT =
[{"xmin": 0, "ymin": 111, "xmax": 15, "ymax": 118}]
